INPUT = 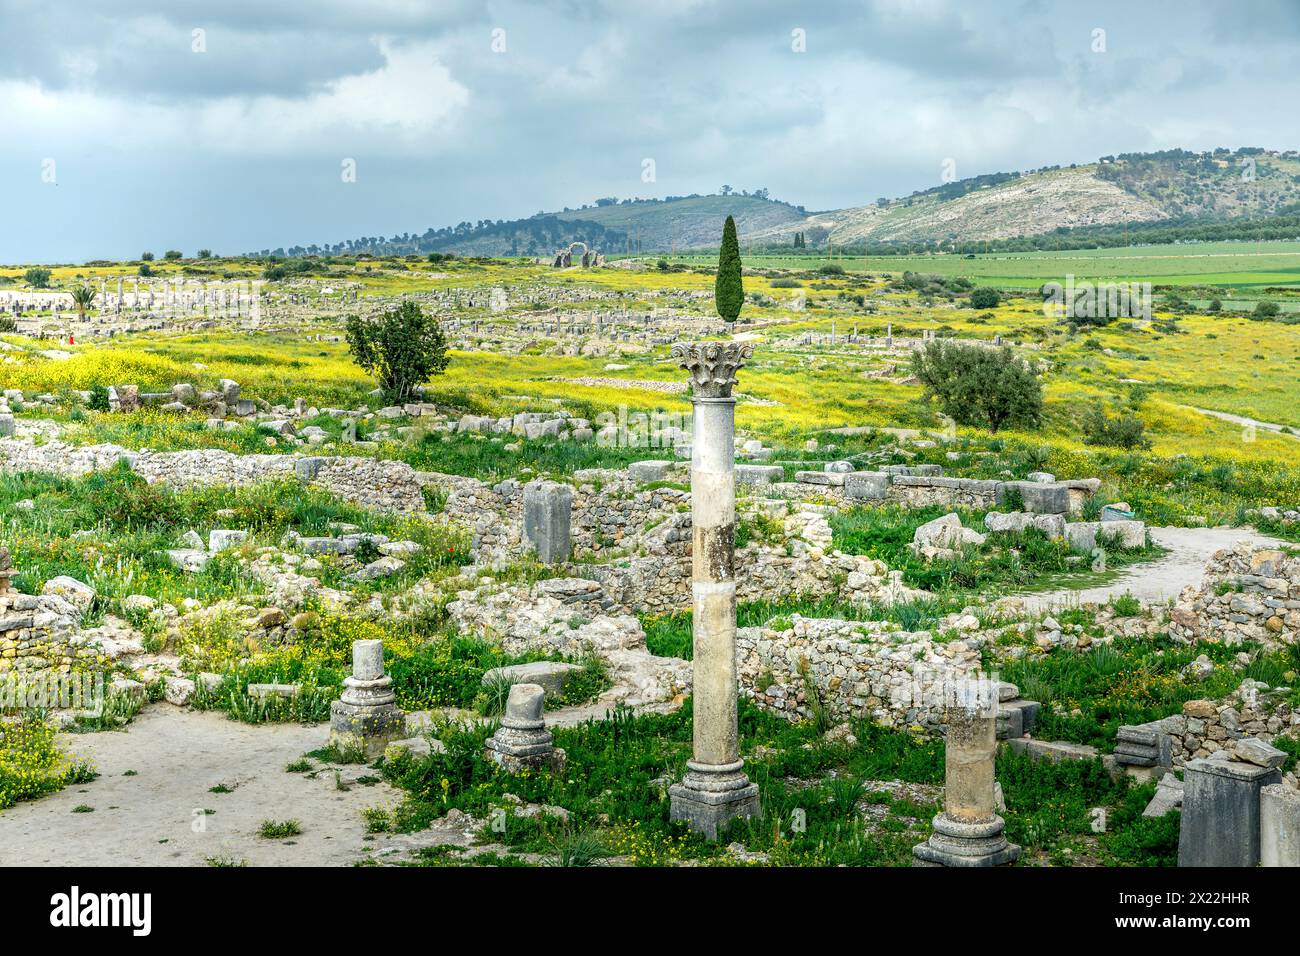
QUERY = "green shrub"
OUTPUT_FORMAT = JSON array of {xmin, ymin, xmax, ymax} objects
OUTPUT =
[
  {"xmin": 346, "ymin": 300, "xmax": 449, "ymax": 402},
  {"xmin": 1082, "ymin": 405, "xmax": 1152, "ymax": 450},
  {"xmin": 911, "ymin": 340, "xmax": 1042, "ymax": 433}
]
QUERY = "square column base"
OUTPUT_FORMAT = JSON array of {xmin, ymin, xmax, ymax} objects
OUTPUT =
[
  {"xmin": 669, "ymin": 766, "xmax": 760, "ymax": 840},
  {"xmin": 913, "ymin": 813, "xmax": 1020, "ymax": 867}
]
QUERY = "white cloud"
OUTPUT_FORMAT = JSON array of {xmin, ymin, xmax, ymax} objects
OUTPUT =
[{"xmin": 1, "ymin": 37, "xmax": 468, "ymax": 156}]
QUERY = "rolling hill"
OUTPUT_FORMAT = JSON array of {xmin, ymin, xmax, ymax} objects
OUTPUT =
[{"xmin": 268, "ymin": 148, "xmax": 1300, "ymax": 259}]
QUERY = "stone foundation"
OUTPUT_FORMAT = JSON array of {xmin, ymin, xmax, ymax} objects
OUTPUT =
[
  {"xmin": 0, "ymin": 438, "xmax": 425, "ymax": 513},
  {"xmin": 1169, "ymin": 544, "xmax": 1300, "ymax": 648}
]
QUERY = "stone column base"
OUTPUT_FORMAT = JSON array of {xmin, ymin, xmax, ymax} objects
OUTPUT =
[
  {"xmin": 484, "ymin": 725, "xmax": 567, "ymax": 774},
  {"xmin": 669, "ymin": 760, "xmax": 761, "ymax": 840},
  {"xmin": 328, "ymin": 700, "xmax": 405, "ymax": 759},
  {"xmin": 913, "ymin": 813, "xmax": 1020, "ymax": 867}
]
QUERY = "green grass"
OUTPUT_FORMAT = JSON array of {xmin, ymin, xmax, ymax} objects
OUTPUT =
[
  {"xmin": 829, "ymin": 503, "xmax": 1160, "ymax": 594},
  {"xmin": 997, "ymin": 637, "xmax": 1299, "ymax": 749},
  {"xmin": 257, "ymin": 819, "xmax": 303, "ymax": 839},
  {"xmin": 378, "ymin": 696, "xmax": 1177, "ymax": 866},
  {"xmin": 661, "ymin": 240, "xmax": 1300, "ymax": 288},
  {"xmin": 0, "ymin": 462, "xmax": 471, "ymax": 608}
]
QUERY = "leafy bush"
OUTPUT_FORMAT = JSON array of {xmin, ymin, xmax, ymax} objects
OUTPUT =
[
  {"xmin": 911, "ymin": 340, "xmax": 1042, "ymax": 433},
  {"xmin": 1081, "ymin": 404, "xmax": 1152, "ymax": 450},
  {"xmin": 0, "ymin": 717, "xmax": 97, "ymax": 809},
  {"xmin": 970, "ymin": 287, "xmax": 1000, "ymax": 309},
  {"xmin": 86, "ymin": 384, "xmax": 111, "ymax": 411}
]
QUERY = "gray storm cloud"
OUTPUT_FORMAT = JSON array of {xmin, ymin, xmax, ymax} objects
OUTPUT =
[{"xmin": 0, "ymin": 0, "xmax": 1295, "ymax": 262}]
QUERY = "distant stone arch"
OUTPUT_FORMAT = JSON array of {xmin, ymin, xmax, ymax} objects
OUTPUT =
[{"xmin": 551, "ymin": 241, "xmax": 603, "ymax": 268}]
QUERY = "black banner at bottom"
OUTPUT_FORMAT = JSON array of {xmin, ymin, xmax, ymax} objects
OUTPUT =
[{"xmin": 0, "ymin": 866, "xmax": 1281, "ymax": 940}]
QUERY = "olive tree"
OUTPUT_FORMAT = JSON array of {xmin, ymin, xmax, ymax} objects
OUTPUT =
[
  {"xmin": 345, "ymin": 299, "xmax": 449, "ymax": 402},
  {"xmin": 911, "ymin": 340, "xmax": 1042, "ymax": 433}
]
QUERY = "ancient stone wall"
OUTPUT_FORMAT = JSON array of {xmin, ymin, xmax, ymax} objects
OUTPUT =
[
  {"xmin": 1169, "ymin": 543, "xmax": 1300, "ymax": 647},
  {"xmin": 423, "ymin": 467, "xmax": 690, "ymax": 561},
  {"xmin": 1118, "ymin": 683, "xmax": 1300, "ymax": 770},
  {"xmin": 0, "ymin": 438, "xmax": 426, "ymax": 513},
  {"xmin": 0, "ymin": 589, "xmax": 91, "ymax": 674},
  {"xmin": 736, "ymin": 615, "xmax": 984, "ymax": 731}
]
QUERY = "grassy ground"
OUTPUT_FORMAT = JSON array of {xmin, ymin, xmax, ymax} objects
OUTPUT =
[
  {"xmin": 656, "ymin": 240, "xmax": 1300, "ymax": 288},
  {"xmin": 1000, "ymin": 634, "xmax": 1300, "ymax": 750},
  {"xmin": 0, "ymin": 463, "xmax": 470, "ymax": 610},
  {"xmin": 371, "ymin": 698, "xmax": 1180, "ymax": 866}
]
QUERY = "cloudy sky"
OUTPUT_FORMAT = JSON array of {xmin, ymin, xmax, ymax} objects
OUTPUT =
[{"xmin": 2, "ymin": 0, "xmax": 1298, "ymax": 263}]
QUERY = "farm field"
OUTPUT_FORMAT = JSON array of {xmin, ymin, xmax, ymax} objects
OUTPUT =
[{"xmin": 653, "ymin": 239, "xmax": 1300, "ymax": 289}]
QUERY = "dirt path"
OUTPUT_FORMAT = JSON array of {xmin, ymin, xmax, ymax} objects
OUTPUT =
[
  {"xmin": 1191, "ymin": 407, "xmax": 1299, "ymax": 441},
  {"xmin": 0, "ymin": 708, "xmax": 404, "ymax": 867},
  {"xmin": 0, "ymin": 691, "xmax": 677, "ymax": 867},
  {"xmin": 1020, "ymin": 526, "xmax": 1288, "ymax": 613}
]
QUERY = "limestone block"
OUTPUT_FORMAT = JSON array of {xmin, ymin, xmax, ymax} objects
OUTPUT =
[
  {"xmin": 1261, "ymin": 784, "xmax": 1300, "ymax": 867},
  {"xmin": 844, "ymin": 471, "xmax": 890, "ymax": 501},
  {"xmin": 1178, "ymin": 758, "xmax": 1280, "ymax": 867}
]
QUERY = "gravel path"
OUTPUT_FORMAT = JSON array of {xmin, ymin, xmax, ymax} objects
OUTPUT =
[
  {"xmin": 1020, "ymin": 525, "xmax": 1288, "ymax": 613},
  {"xmin": 1191, "ymin": 407, "xmax": 1299, "ymax": 441},
  {"xmin": 0, "ymin": 708, "xmax": 403, "ymax": 867},
  {"xmin": 0, "ymin": 692, "xmax": 676, "ymax": 867}
]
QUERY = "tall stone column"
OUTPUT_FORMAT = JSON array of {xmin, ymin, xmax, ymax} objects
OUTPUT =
[
  {"xmin": 914, "ymin": 680, "xmax": 1020, "ymax": 866},
  {"xmin": 668, "ymin": 341, "xmax": 760, "ymax": 839}
]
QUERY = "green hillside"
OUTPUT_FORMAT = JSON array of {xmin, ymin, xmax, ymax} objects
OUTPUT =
[
  {"xmin": 273, "ymin": 148, "xmax": 1300, "ymax": 258},
  {"xmin": 554, "ymin": 195, "xmax": 807, "ymax": 252}
]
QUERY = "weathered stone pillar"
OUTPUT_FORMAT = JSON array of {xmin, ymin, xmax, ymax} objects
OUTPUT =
[
  {"xmin": 668, "ymin": 341, "xmax": 760, "ymax": 839},
  {"xmin": 328, "ymin": 639, "xmax": 404, "ymax": 757},
  {"xmin": 914, "ymin": 682, "xmax": 1020, "ymax": 866},
  {"xmin": 523, "ymin": 480, "xmax": 573, "ymax": 564},
  {"xmin": 1261, "ymin": 783, "xmax": 1300, "ymax": 868},
  {"xmin": 1178, "ymin": 757, "xmax": 1281, "ymax": 866}
]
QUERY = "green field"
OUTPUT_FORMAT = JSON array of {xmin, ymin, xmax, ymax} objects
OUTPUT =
[{"xmin": 654, "ymin": 240, "xmax": 1300, "ymax": 289}]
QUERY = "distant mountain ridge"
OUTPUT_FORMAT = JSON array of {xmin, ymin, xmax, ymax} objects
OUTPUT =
[{"xmin": 259, "ymin": 147, "xmax": 1300, "ymax": 258}]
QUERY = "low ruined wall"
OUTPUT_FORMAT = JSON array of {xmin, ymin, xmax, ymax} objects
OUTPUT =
[
  {"xmin": 0, "ymin": 589, "xmax": 90, "ymax": 674},
  {"xmin": 1118, "ymin": 683, "xmax": 1300, "ymax": 769},
  {"xmin": 443, "ymin": 576, "xmax": 690, "ymax": 706},
  {"xmin": 0, "ymin": 438, "xmax": 426, "ymax": 513},
  {"xmin": 1169, "ymin": 544, "xmax": 1300, "ymax": 647},
  {"xmin": 887, "ymin": 476, "xmax": 1001, "ymax": 509},
  {"xmin": 737, "ymin": 616, "xmax": 983, "ymax": 731},
  {"xmin": 582, "ymin": 509, "xmax": 922, "ymax": 617},
  {"xmin": 425, "ymin": 467, "xmax": 689, "ymax": 561},
  {"xmin": 780, "ymin": 471, "xmax": 1099, "ymax": 516}
]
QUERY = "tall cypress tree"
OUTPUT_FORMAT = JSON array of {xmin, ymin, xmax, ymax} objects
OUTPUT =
[{"xmin": 715, "ymin": 215, "xmax": 744, "ymax": 322}]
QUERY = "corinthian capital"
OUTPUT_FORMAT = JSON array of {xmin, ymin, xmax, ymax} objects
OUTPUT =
[{"xmin": 671, "ymin": 341, "xmax": 754, "ymax": 399}]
